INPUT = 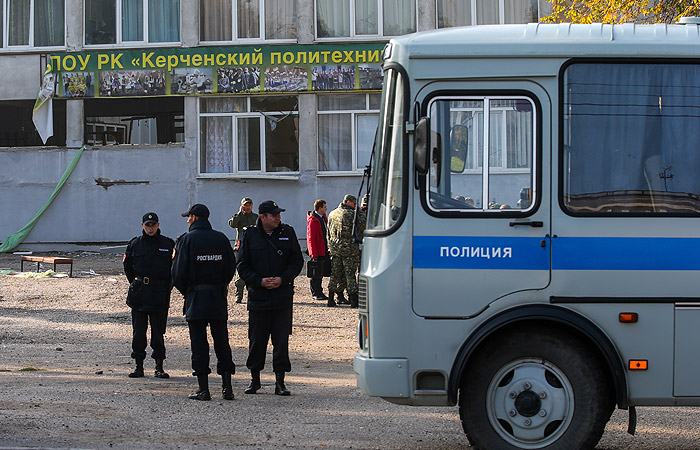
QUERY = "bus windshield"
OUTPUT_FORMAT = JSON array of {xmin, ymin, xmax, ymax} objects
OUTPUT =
[{"xmin": 366, "ymin": 68, "xmax": 405, "ymax": 232}]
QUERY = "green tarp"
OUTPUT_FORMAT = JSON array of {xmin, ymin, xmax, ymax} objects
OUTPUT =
[{"xmin": 0, "ymin": 146, "xmax": 85, "ymax": 253}]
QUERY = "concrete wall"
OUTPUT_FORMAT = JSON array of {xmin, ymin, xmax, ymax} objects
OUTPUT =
[{"xmin": 0, "ymin": 144, "xmax": 364, "ymax": 251}]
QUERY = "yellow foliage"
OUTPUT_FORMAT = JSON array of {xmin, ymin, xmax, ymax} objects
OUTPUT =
[{"xmin": 541, "ymin": 0, "xmax": 700, "ymax": 24}]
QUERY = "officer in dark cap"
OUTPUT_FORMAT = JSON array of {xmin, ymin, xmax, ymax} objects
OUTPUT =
[
  {"xmin": 123, "ymin": 212, "xmax": 175, "ymax": 379},
  {"xmin": 171, "ymin": 203, "xmax": 237, "ymax": 401},
  {"xmin": 237, "ymin": 200, "xmax": 304, "ymax": 396}
]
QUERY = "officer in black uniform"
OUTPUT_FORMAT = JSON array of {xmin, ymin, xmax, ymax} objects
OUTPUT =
[
  {"xmin": 123, "ymin": 212, "xmax": 175, "ymax": 379},
  {"xmin": 237, "ymin": 200, "xmax": 304, "ymax": 396},
  {"xmin": 171, "ymin": 204, "xmax": 237, "ymax": 401}
]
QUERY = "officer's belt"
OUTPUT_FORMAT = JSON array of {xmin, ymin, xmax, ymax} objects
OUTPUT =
[
  {"xmin": 135, "ymin": 276, "xmax": 170, "ymax": 286},
  {"xmin": 189, "ymin": 284, "xmax": 225, "ymax": 291}
]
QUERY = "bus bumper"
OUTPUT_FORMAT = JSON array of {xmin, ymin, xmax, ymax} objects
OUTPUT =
[{"xmin": 354, "ymin": 353, "xmax": 409, "ymax": 399}]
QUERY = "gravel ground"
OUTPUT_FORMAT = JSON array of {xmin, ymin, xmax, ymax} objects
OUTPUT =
[{"xmin": 0, "ymin": 252, "xmax": 699, "ymax": 450}]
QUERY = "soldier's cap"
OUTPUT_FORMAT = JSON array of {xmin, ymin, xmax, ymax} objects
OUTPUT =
[
  {"xmin": 241, "ymin": 197, "xmax": 253, "ymax": 205},
  {"xmin": 181, "ymin": 203, "xmax": 210, "ymax": 219},
  {"xmin": 258, "ymin": 200, "xmax": 285, "ymax": 215},
  {"xmin": 344, "ymin": 194, "xmax": 357, "ymax": 204},
  {"xmin": 142, "ymin": 212, "xmax": 158, "ymax": 224}
]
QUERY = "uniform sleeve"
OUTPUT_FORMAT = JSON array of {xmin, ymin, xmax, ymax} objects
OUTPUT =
[
  {"xmin": 171, "ymin": 236, "xmax": 189, "ymax": 296},
  {"xmin": 281, "ymin": 227, "xmax": 304, "ymax": 285},
  {"xmin": 223, "ymin": 234, "xmax": 236, "ymax": 284},
  {"xmin": 228, "ymin": 213, "xmax": 240, "ymax": 229},
  {"xmin": 123, "ymin": 238, "xmax": 137, "ymax": 283},
  {"xmin": 236, "ymin": 229, "xmax": 263, "ymax": 288}
]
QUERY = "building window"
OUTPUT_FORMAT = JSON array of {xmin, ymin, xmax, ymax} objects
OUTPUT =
[
  {"xmin": 200, "ymin": 0, "xmax": 297, "ymax": 42},
  {"xmin": 84, "ymin": 0, "xmax": 180, "ymax": 45},
  {"xmin": 437, "ymin": 0, "xmax": 538, "ymax": 27},
  {"xmin": 0, "ymin": 100, "xmax": 66, "ymax": 146},
  {"xmin": 84, "ymin": 97, "xmax": 184, "ymax": 145},
  {"xmin": 316, "ymin": 0, "xmax": 415, "ymax": 38},
  {"xmin": 0, "ymin": 0, "xmax": 65, "ymax": 48},
  {"xmin": 317, "ymin": 93, "xmax": 379, "ymax": 172},
  {"xmin": 199, "ymin": 96, "xmax": 299, "ymax": 175}
]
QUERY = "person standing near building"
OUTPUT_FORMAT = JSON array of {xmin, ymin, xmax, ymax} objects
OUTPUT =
[
  {"xmin": 306, "ymin": 199, "xmax": 329, "ymax": 301},
  {"xmin": 172, "ymin": 204, "xmax": 237, "ymax": 401},
  {"xmin": 327, "ymin": 194, "xmax": 366, "ymax": 308},
  {"xmin": 237, "ymin": 200, "xmax": 304, "ymax": 396},
  {"xmin": 123, "ymin": 212, "xmax": 175, "ymax": 379},
  {"xmin": 228, "ymin": 197, "xmax": 258, "ymax": 303}
]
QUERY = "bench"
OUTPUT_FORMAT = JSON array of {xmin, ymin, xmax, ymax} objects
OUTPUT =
[{"xmin": 20, "ymin": 256, "xmax": 74, "ymax": 277}]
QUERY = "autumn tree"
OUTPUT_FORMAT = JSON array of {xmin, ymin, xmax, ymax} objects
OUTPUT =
[{"xmin": 541, "ymin": 0, "xmax": 700, "ymax": 24}]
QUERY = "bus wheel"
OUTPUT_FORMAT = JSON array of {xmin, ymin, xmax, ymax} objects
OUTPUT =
[{"xmin": 459, "ymin": 329, "xmax": 610, "ymax": 450}]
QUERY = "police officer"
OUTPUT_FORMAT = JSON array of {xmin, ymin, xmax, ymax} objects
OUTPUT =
[
  {"xmin": 172, "ymin": 204, "xmax": 237, "ymax": 401},
  {"xmin": 327, "ymin": 194, "xmax": 366, "ymax": 308},
  {"xmin": 228, "ymin": 197, "xmax": 258, "ymax": 303},
  {"xmin": 123, "ymin": 212, "xmax": 175, "ymax": 379},
  {"xmin": 237, "ymin": 200, "xmax": 304, "ymax": 396}
]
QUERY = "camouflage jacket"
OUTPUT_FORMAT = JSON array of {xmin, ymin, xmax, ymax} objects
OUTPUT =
[
  {"xmin": 228, "ymin": 211, "xmax": 258, "ymax": 249},
  {"xmin": 327, "ymin": 202, "xmax": 366, "ymax": 256}
]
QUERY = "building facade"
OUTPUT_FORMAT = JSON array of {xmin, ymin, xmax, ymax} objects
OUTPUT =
[{"xmin": 0, "ymin": 0, "xmax": 551, "ymax": 250}]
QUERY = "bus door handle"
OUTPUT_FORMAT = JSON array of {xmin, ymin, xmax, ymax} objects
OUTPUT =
[{"xmin": 509, "ymin": 221, "xmax": 543, "ymax": 228}]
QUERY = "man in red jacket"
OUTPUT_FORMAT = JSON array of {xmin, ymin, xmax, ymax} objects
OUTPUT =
[{"xmin": 306, "ymin": 199, "xmax": 329, "ymax": 301}]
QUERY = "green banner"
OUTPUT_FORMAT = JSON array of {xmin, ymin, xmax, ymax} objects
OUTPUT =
[{"xmin": 49, "ymin": 43, "xmax": 385, "ymax": 98}]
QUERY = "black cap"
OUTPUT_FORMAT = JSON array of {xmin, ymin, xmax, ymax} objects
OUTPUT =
[
  {"xmin": 181, "ymin": 203, "xmax": 210, "ymax": 219},
  {"xmin": 258, "ymin": 200, "xmax": 285, "ymax": 215},
  {"xmin": 142, "ymin": 212, "xmax": 159, "ymax": 224}
]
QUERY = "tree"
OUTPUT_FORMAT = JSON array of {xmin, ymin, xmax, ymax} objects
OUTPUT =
[{"xmin": 541, "ymin": 0, "xmax": 700, "ymax": 24}]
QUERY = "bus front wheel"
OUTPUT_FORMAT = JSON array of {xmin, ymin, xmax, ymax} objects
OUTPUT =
[{"xmin": 459, "ymin": 328, "xmax": 611, "ymax": 450}]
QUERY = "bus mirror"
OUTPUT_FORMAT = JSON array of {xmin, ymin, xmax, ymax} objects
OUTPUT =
[
  {"xmin": 450, "ymin": 124, "xmax": 468, "ymax": 173},
  {"xmin": 414, "ymin": 117, "xmax": 430, "ymax": 176}
]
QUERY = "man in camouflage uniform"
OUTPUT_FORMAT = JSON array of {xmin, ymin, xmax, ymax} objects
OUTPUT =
[
  {"xmin": 228, "ymin": 197, "xmax": 258, "ymax": 303},
  {"xmin": 327, "ymin": 194, "xmax": 366, "ymax": 308}
]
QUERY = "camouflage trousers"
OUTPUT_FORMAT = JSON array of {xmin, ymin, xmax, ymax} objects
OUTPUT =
[
  {"xmin": 233, "ymin": 270, "xmax": 245, "ymax": 300},
  {"xmin": 329, "ymin": 253, "xmax": 360, "ymax": 295}
]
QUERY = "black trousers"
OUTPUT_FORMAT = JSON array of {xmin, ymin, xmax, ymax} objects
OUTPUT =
[
  {"xmin": 131, "ymin": 309, "xmax": 168, "ymax": 361},
  {"xmin": 187, "ymin": 319, "xmax": 236, "ymax": 376},
  {"xmin": 246, "ymin": 307, "xmax": 292, "ymax": 373},
  {"xmin": 309, "ymin": 255, "xmax": 327, "ymax": 297}
]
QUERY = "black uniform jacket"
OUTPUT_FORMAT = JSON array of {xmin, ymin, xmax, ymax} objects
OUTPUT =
[
  {"xmin": 237, "ymin": 219, "xmax": 304, "ymax": 311},
  {"xmin": 123, "ymin": 229, "xmax": 175, "ymax": 312},
  {"xmin": 171, "ymin": 219, "xmax": 236, "ymax": 321}
]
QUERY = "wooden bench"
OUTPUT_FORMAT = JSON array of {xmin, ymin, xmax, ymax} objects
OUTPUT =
[{"xmin": 20, "ymin": 256, "xmax": 74, "ymax": 277}]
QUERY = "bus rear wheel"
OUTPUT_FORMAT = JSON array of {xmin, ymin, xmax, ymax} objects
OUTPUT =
[{"xmin": 459, "ymin": 328, "xmax": 611, "ymax": 450}]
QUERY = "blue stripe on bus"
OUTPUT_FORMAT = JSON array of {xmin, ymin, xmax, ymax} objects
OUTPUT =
[
  {"xmin": 413, "ymin": 236, "xmax": 700, "ymax": 271},
  {"xmin": 413, "ymin": 236, "xmax": 549, "ymax": 270},
  {"xmin": 552, "ymin": 237, "xmax": 700, "ymax": 271}
]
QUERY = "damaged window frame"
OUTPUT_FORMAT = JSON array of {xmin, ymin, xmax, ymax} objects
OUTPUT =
[
  {"xmin": 84, "ymin": 97, "xmax": 184, "ymax": 146},
  {"xmin": 198, "ymin": 95, "xmax": 300, "ymax": 179}
]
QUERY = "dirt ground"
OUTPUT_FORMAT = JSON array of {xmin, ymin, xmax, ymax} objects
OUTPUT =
[
  {"xmin": 1, "ymin": 252, "xmax": 698, "ymax": 450},
  {"xmin": 0, "ymin": 251, "xmax": 470, "ymax": 450}
]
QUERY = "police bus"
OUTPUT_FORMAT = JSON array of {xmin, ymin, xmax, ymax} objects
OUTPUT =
[{"xmin": 353, "ymin": 20, "xmax": 700, "ymax": 450}]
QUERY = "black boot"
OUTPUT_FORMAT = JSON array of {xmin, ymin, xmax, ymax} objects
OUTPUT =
[
  {"xmin": 337, "ymin": 291, "xmax": 350, "ymax": 305},
  {"xmin": 128, "ymin": 358, "xmax": 144, "ymax": 378},
  {"xmin": 221, "ymin": 372, "xmax": 234, "ymax": 400},
  {"xmin": 188, "ymin": 374, "xmax": 211, "ymax": 400},
  {"xmin": 327, "ymin": 291, "xmax": 337, "ymax": 307},
  {"xmin": 244, "ymin": 371, "xmax": 261, "ymax": 394},
  {"xmin": 349, "ymin": 293, "xmax": 359, "ymax": 308},
  {"xmin": 275, "ymin": 372, "xmax": 290, "ymax": 396},
  {"xmin": 154, "ymin": 359, "xmax": 170, "ymax": 379}
]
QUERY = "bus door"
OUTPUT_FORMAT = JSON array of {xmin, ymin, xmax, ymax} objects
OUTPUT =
[
  {"xmin": 413, "ymin": 85, "xmax": 551, "ymax": 318},
  {"xmin": 553, "ymin": 61, "xmax": 700, "ymax": 396}
]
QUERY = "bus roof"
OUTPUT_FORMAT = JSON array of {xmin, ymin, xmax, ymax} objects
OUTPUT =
[{"xmin": 390, "ymin": 23, "xmax": 700, "ymax": 59}]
